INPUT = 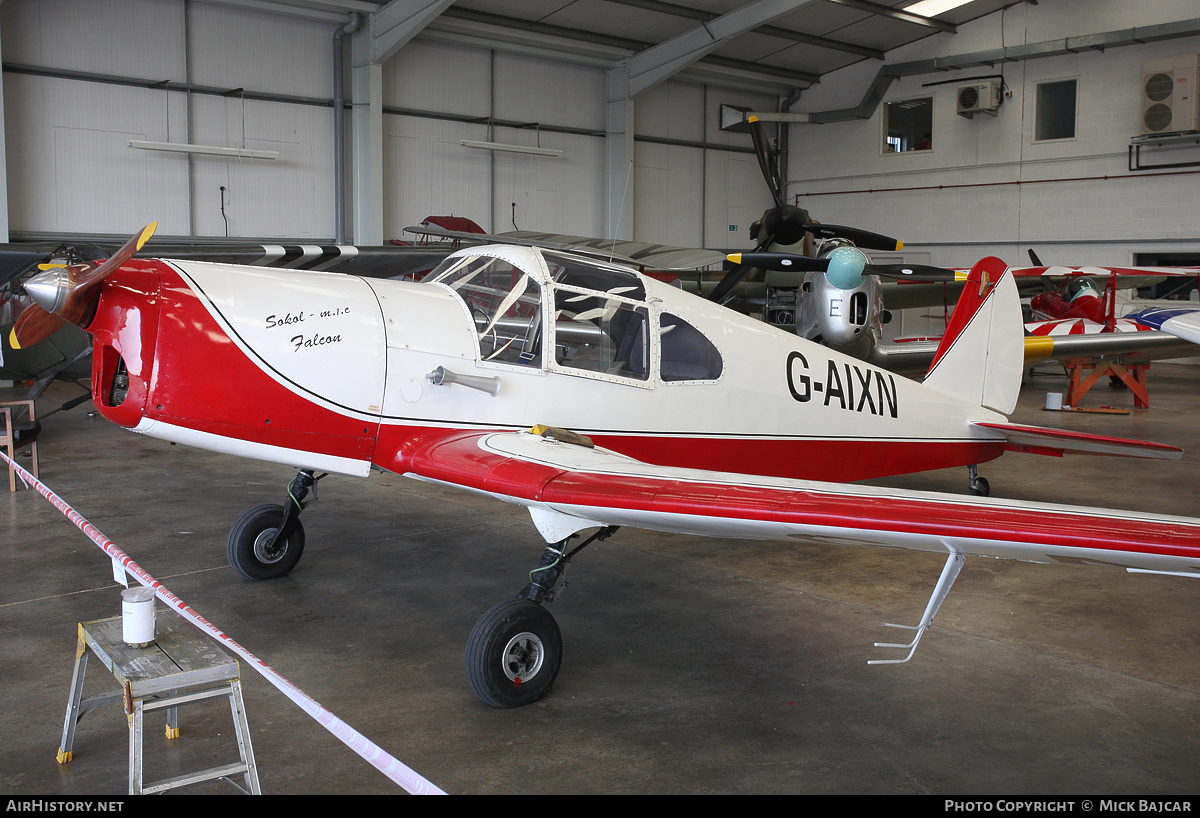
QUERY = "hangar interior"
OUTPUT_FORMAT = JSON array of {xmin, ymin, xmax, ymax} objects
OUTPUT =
[{"xmin": 3, "ymin": 0, "xmax": 1200, "ymax": 796}]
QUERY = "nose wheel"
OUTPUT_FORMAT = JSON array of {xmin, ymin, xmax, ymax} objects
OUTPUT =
[
  {"xmin": 226, "ymin": 469, "xmax": 324, "ymax": 580},
  {"xmin": 227, "ymin": 503, "xmax": 306, "ymax": 580}
]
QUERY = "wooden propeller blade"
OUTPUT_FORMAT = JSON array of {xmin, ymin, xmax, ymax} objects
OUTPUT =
[
  {"xmin": 73, "ymin": 221, "xmax": 157, "ymax": 293},
  {"xmin": 11, "ymin": 223, "xmax": 157, "ymax": 350},
  {"xmin": 9, "ymin": 303, "xmax": 67, "ymax": 350}
]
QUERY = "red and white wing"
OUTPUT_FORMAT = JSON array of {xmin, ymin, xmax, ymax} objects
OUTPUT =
[
  {"xmin": 1010, "ymin": 265, "xmax": 1200, "ymax": 291},
  {"xmin": 1025, "ymin": 317, "xmax": 1151, "ymax": 336},
  {"xmin": 401, "ymin": 429, "xmax": 1200, "ymax": 575}
]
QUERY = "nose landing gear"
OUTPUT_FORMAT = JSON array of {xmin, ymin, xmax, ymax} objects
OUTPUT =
[{"xmin": 227, "ymin": 469, "xmax": 325, "ymax": 580}]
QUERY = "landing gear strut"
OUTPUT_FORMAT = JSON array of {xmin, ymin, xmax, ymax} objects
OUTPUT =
[
  {"xmin": 226, "ymin": 469, "xmax": 325, "ymax": 580},
  {"xmin": 465, "ymin": 526, "xmax": 618, "ymax": 707},
  {"xmin": 968, "ymin": 464, "xmax": 989, "ymax": 497}
]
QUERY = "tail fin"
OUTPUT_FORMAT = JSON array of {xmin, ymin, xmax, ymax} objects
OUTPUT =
[{"xmin": 923, "ymin": 256, "xmax": 1023, "ymax": 415}]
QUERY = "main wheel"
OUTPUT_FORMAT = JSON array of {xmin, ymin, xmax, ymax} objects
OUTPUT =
[
  {"xmin": 465, "ymin": 599, "xmax": 562, "ymax": 708},
  {"xmin": 971, "ymin": 476, "xmax": 990, "ymax": 497},
  {"xmin": 227, "ymin": 504, "xmax": 305, "ymax": 581}
]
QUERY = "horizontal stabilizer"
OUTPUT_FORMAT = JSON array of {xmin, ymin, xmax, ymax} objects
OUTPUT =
[{"xmin": 973, "ymin": 422, "xmax": 1183, "ymax": 460}]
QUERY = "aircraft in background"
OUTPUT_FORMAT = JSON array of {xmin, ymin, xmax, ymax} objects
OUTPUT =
[
  {"xmin": 7, "ymin": 223, "xmax": 1199, "ymax": 709},
  {"xmin": 1125, "ymin": 306, "xmax": 1200, "ymax": 346},
  {"xmin": 1017, "ymin": 260, "xmax": 1200, "ymax": 368}
]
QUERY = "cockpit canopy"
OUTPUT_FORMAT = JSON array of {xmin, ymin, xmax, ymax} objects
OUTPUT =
[
  {"xmin": 424, "ymin": 246, "xmax": 722, "ymax": 385},
  {"xmin": 1064, "ymin": 277, "xmax": 1100, "ymax": 302}
]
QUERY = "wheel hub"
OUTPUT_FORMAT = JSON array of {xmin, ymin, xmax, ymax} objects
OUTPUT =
[
  {"xmin": 252, "ymin": 528, "xmax": 287, "ymax": 564},
  {"xmin": 502, "ymin": 631, "xmax": 544, "ymax": 683}
]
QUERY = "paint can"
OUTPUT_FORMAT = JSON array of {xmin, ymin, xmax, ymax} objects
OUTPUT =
[
  {"xmin": 122, "ymin": 586, "xmax": 156, "ymax": 647},
  {"xmin": 1045, "ymin": 392, "xmax": 1063, "ymax": 410}
]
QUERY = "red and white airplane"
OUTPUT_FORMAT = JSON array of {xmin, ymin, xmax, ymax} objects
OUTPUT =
[
  {"xmin": 1023, "ymin": 264, "xmax": 1196, "ymax": 336},
  {"xmin": 10, "ymin": 224, "xmax": 1200, "ymax": 708}
]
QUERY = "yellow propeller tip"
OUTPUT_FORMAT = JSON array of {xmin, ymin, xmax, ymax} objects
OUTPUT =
[
  {"xmin": 727, "ymin": 253, "xmax": 742, "ymax": 264},
  {"xmin": 136, "ymin": 222, "xmax": 158, "ymax": 251},
  {"xmin": 8, "ymin": 327, "xmax": 21, "ymax": 351},
  {"xmin": 747, "ymin": 115, "xmax": 759, "ymax": 124},
  {"xmin": 895, "ymin": 241, "xmax": 904, "ymax": 251}
]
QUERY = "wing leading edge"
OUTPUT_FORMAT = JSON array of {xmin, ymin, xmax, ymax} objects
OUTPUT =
[{"xmin": 400, "ymin": 429, "xmax": 1200, "ymax": 576}]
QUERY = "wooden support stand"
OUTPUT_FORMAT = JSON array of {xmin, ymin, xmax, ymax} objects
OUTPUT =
[
  {"xmin": 57, "ymin": 613, "xmax": 261, "ymax": 795},
  {"xmin": 1064, "ymin": 359, "xmax": 1150, "ymax": 409},
  {"xmin": 1, "ymin": 399, "xmax": 39, "ymax": 492}
]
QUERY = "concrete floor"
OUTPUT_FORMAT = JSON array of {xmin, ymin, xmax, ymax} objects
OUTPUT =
[{"xmin": 2, "ymin": 364, "xmax": 1200, "ymax": 795}]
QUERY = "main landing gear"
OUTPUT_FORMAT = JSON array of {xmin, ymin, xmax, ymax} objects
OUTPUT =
[
  {"xmin": 465, "ymin": 526, "xmax": 619, "ymax": 708},
  {"xmin": 968, "ymin": 464, "xmax": 989, "ymax": 497},
  {"xmin": 227, "ymin": 469, "xmax": 326, "ymax": 580}
]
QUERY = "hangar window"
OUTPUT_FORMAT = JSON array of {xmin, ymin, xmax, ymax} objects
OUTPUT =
[
  {"xmin": 659, "ymin": 314, "xmax": 722, "ymax": 382},
  {"xmin": 429, "ymin": 255, "xmax": 543, "ymax": 366},
  {"xmin": 1035, "ymin": 79, "xmax": 1077, "ymax": 141},
  {"xmin": 883, "ymin": 97, "xmax": 933, "ymax": 154}
]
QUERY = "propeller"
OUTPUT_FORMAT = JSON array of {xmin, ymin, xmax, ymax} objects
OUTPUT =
[
  {"xmin": 728, "ymin": 248, "xmax": 959, "ymax": 291},
  {"xmin": 9, "ymin": 222, "xmax": 157, "ymax": 350},
  {"xmin": 708, "ymin": 116, "xmax": 903, "ymax": 305}
]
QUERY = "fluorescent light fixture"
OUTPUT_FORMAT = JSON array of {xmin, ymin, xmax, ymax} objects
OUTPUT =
[
  {"xmin": 129, "ymin": 140, "xmax": 279, "ymax": 160},
  {"xmin": 460, "ymin": 139, "xmax": 562, "ymax": 157},
  {"xmin": 904, "ymin": 0, "xmax": 974, "ymax": 17}
]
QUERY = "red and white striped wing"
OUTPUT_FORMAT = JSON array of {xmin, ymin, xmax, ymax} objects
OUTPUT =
[{"xmin": 402, "ymin": 430, "xmax": 1200, "ymax": 575}]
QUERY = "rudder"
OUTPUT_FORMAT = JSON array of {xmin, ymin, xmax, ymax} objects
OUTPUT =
[{"xmin": 923, "ymin": 256, "xmax": 1023, "ymax": 415}]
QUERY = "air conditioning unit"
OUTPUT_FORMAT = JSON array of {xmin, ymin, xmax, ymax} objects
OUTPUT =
[
  {"xmin": 957, "ymin": 80, "xmax": 1001, "ymax": 118},
  {"xmin": 1140, "ymin": 55, "xmax": 1200, "ymax": 135}
]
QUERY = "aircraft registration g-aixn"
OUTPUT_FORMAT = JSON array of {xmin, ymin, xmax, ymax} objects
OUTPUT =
[{"xmin": 10, "ymin": 224, "xmax": 1199, "ymax": 708}]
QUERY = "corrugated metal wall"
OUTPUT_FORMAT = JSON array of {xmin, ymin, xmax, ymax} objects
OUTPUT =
[{"xmin": 1, "ymin": 0, "xmax": 771, "ymax": 249}]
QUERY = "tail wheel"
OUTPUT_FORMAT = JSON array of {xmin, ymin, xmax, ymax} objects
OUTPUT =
[
  {"xmin": 227, "ymin": 503, "xmax": 305, "ymax": 580},
  {"xmin": 466, "ymin": 599, "xmax": 562, "ymax": 708}
]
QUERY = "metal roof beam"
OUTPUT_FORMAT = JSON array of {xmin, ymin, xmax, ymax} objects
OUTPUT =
[
  {"xmin": 627, "ymin": 0, "xmax": 819, "ymax": 96},
  {"xmin": 199, "ymin": 0, "xmax": 353, "ymax": 23},
  {"xmin": 434, "ymin": 6, "xmax": 817, "ymax": 92},
  {"xmin": 604, "ymin": 0, "xmax": 885, "ymax": 60},
  {"xmin": 370, "ymin": 0, "xmax": 455, "ymax": 65},
  {"xmin": 822, "ymin": 0, "xmax": 957, "ymax": 34}
]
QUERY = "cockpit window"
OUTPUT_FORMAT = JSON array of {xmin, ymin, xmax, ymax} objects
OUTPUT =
[
  {"xmin": 431, "ymin": 255, "xmax": 542, "ymax": 366},
  {"xmin": 659, "ymin": 314, "xmax": 723, "ymax": 382},
  {"xmin": 543, "ymin": 252, "xmax": 646, "ymax": 301},
  {"xmin": 1066, "ymin": 278, "xmax": 1099, "ymax": 302},
  {"xmin": 553, "ymin": 286, "xmax": 649, "ymax": 381}
]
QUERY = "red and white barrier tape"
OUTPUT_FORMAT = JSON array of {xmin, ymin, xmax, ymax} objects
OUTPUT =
[{"xmin": 1, "ymin": 451, "xmax": 445, "ymax": 795}]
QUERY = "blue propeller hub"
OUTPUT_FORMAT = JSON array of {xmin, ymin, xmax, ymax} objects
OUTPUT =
[{"xmin": 825, "ymin": 246, "xmax": 869, "ymax": 290}]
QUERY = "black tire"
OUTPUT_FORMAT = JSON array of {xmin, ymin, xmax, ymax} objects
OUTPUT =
[
  {"xmin": 227, "ymin": 504, "xmax": 305, "ymax": 581},
  {"xmin": 465, "ymin": 599, "xmax": 562, "ymax": 708},
  {"xmin": 971, "ymin": 476, "xmax": 990, "ymax": 497}
]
